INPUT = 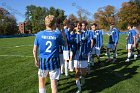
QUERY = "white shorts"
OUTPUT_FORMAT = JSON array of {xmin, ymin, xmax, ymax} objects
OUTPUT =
[
  {"xmin": 92, "ymin": 47, "xmax": 101, "ymax": 55},
  {"xmin": 38, "ymin": 69, "xmax": 60, "ymax": 80},
  {"xmin": 107, "ymin": 44, "xmax": 115, "ymax": 50},
  {"xmin": 59, "ymin": 54, "xmax": 64, "ymax": 65},
  {"xmin": 74, "ymin": 60, "xmax": 88, "ymax": 68},
  {"xmin": 126, "ymin": 44, "xmax": 132, "ymax": 50},
  {"xmin": 63, "ymin": 50, "xmax": 73, "ymax": 60}
]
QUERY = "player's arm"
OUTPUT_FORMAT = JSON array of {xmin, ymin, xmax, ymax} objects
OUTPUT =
[
  {"xmin": 90, "ymin": 32, "xmax": 94, "ymax": 50},
  {"xmin": 115, "ymin": 30, "xmax": 119, "ymax": 45},
  {"xmin": 133, "ymin": 36, "xmax": 136, "ymax": 48},
  {"xmin": 33, "ymin": 36, "xmax": 39, "ymax": 67},
  {"xmin": 133, "ymin": 31, "xmax": 136, "ymax": 48},
  {"xmin": 100, "ymin": 30, "xmax": 103, "ymax": 47},
  {"xmin": 61, "ymin": 29, "xmax": 68, "ymax": 46},
  {"xmin": 33, "ymin": 45, "xmax": 39, "ymax": 67}
]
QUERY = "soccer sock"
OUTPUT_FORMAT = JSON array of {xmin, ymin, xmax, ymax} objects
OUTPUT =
[
  {"xmin": 107, "ymin": 51, "xmax": 110, "ymax": 59},
  {"xmin": 113, "ymin": 50, "xmax": 116, "ymax": 59},
  {"xmin": 88, "ymin": 53, "xmax": 91, "ymax": 62},
  {"xmin": 69, "ymin": 61, "xmax": 73, "ymax": 71},
  {"xmin": 76, "ymin": 79, "xmax": 81, "ymax": 90},
  {"xmin": 61, "ymin": 63, "xmax": 64, "ymax": 74},
  {"xmin": 128, "ymin": 52, "xmax": 131, "ymax": 59},
  {"xmin": 65, "ymin": 61, "xmax": 68, "ymax": 76},
  {"xmin": 39, "ymin": 88, "xmax": 46, "ymax": 93}
]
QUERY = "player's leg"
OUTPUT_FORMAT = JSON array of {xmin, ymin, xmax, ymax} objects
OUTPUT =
[
  {"xmin": 63, "ymin": 50, "xmax": 69, "ymax": 76},
  {"xmin": 107, "ymin": 44, "xmax": 111, "ymax": 62},
  {"xmin": 96, "ymin": 47, "xmax": 101, "ymax": 63},
  {"xmin": 115, "ymin": 44, "xmax": 118, "ymax": 57},
  {"xmin": 91, "ymin": 47, "xmax": 95, "ymax": 66},
  {"xmin": 38, "ymin": 69, "xmax": 48, "ymax": 93},
  {"xmin": 69, "ymin": 51, "xmax": 74, "ymax": 72},
  {"xmin": 59, "ymin": 54, "xmax": 64, "ymax": 74},
  {"xmin": 49, "ymin": 69, "xmax": 60, "ymax": 93},
  {"xmin": 74, "ymin": 60, "xmax": 82, "ymax": 93},
  {"xmin": 126, "ymin": 44, "xmax": 132, "ymax": 62},
  {"xmin": 136, "ymin": 40, "xmax": 140, "ymax": 56},
  {"xmin": 138, "ymin": 44, "xmax": 140, "ymax": 57},
  {"xmin": 80, "ymin": 60, "xmax": 88, "ymax": 86},
  {"xmin": 112, "ymin": 45, "xmax": 117, "ymax": 62}
]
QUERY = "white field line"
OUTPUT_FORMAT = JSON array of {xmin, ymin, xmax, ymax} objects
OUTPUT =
[
  {"xmin": 0, "ymin": 54, "xmax": 112, "ymax": 59},
  {"xmin": 0, "ymin": 45, "xmax": 33, "ymax": 48},
  {"xmin": 0, "ymin": 55, "xmax": 33, "ymax": 57}
]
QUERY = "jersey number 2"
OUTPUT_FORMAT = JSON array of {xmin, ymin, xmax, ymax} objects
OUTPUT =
[{"xmin": 45, "ymin": 41, "xmax": 52, "ymax": 53}]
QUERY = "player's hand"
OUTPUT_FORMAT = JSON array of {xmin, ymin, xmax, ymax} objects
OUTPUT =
[
  {"xmin": 133, "ymin": 44, "xmax": 136, "ymax": 48},
  {"xmin": 35, "ymin": 60, "xmax": 39, "ymax": 67},
  {"xmin": 107, "ymin": 33, "xmax": 110, "ymax": 36}
]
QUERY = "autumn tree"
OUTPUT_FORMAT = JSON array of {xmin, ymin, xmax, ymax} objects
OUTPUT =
[
  {"xmin": 77, "ymin": 10, "xmax": 88, "ymax": 22},
  {"xmin": 94, "ymin": 5, "xmax": 117, "ymax": 30},
  {"xmin": 118, "ymin": 2, "xmax": 140, "ymax": 30},
  {"xmin": 68, "ymin": 14, "xmax": 77, "ymax": 22},
  {"xmin": 0, "ymin": 7, "xmax": 17, "ymax": 35}
]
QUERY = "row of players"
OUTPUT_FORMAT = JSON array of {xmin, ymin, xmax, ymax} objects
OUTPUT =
[{"xmin": 33, "ymin": 15, "xmax": 140, "ymax": 93}]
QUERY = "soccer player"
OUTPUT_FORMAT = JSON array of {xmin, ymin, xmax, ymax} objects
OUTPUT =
[
  {"xmin": 91, "ymin": 23, "xmax": 103, "ymax": 64},
  {"xmin": 81, "ymin": 21, "xmax": 92, "ymax": 66},
  {"xmin": 106, "ymin": 23, "xmax": 119, "ymax": 62},
  {"xmin": 74, "ymin": 22, "xmax": 93, "ymax": 93},
  {"xmin": 63, "ymin": 20, "xmax": 75, "ymax": 77},
  {"xmin": 133, "ymin": 26, "xmax": 140, "ymax": 57},
  {"xmin": 125, "ymin": 25, "xmax": 136, "ymax": 62},
  {"xmin": 33, "ymin": 15, "xmax": 64, "ymax": 93}
]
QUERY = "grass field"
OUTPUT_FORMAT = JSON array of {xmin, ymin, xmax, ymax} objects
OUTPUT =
[{"xmin": 0, "ymin": 35, "xmax": 140, "ymax": 93}]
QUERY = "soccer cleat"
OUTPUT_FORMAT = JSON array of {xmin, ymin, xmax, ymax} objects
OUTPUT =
[
  {"xmin": 134, "ymin": 55, "xmax": 137, "ymax": 60},
  {"xmin": 80, "ymin": 76, "xmax": 85, "ymax": 86},
  {"xmin": 138, "ymin": 54, "xmax": 140, "ymax": 57},
  {"xmin": 69, "ymin": 69, "xmax": 74, "ymax": 72},
  {"xmin": 125, "ymin": 59, "xmax": 130, "ymax": 62},
  {"xmin": 91, "ymin": 62, "xmax": 94, "ymax": 66},
  {"xmin": 61, "ymin": 72, "xmax": 64, "ymax": 74},
  {"xmin": 112, "ymin": 59, "xmax": 116, "ymax": 63},
  {"xmin": 75, "ymin": 89, "xmax": 81, "ymax": 93},
  {"xmin": 116, "ymin": 53, "xmax": 118, "ymax": 57},
  {"xmin": 107, "ymin": 59, "xmax": 111, "ymax": 62}
]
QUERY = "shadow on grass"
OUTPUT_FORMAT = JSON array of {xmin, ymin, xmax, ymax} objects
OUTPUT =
[
  {"xmin": 58, "ymin": 48, "xmax": 140, "ymax": 93},
  {"xmin": 84, "ymin": 61, "xmax": 139, "ymax": 93}
]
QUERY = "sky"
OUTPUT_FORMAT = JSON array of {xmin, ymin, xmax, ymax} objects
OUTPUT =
[{"xmin": 0, "ymin": 0, "xmax": 129, "ymax": 23}]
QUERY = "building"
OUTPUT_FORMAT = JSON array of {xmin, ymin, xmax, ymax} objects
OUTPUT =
[
  {"xmin": 18, "ymin": 21, "xmax": 31, "ymax": 34},
  {"xmin": 18, "ymin": 22, "xmax": 25, "ymax": 34}
]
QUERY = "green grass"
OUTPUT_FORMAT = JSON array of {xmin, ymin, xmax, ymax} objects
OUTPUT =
[{"xmin": 0, "ymin": 35, "xmax": 140, "ymax": 93}]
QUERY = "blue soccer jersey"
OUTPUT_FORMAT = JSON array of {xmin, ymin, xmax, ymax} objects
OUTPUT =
[
  {"xmin": 64, "ymin": 28, "xmax": 71, "ymax": 50},
  {"xmin": 93, "ymin": 30, "xmax": 103, "ymax": 48},
  {"xmin": 108, "ymin": 27, "xmax": 119, "ymax": 44},
  {"xmin": 127, "ymin": 29, "xmax": 136, "ymax": 44},
  {"xmin": 74, "ymin": 32, "xmax": 90, "ymax": 61},
  {"xmin": 68, "ymin": 32, "xmax": 76, "ymax": 50},
  {"xmin": 34, "ymin": 30, "xmax": 64, "ymax": 70},
  {"xmin": 82, "ymin": 30, "xmax": 93, "ymax": 53}
]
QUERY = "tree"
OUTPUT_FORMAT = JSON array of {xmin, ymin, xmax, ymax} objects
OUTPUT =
[
  {"xmin": 68, "ymin": 14, "xmax": 77, "ymax": 22},
  {"xmin": 47, "ymin": 7, "xmax": 66, "ymax": 25},
  {"xmin": 94, "ymin": 5, "xmax": 117, "ymax": 30},
  {"xmin": 118, "ymin": 2, "xmax": 140, "ymax": 30},
  {"xmin": 77, "ymin": 10, "xmax": 88, "ymax": 22},
  {"xmin": 129, "ymin": 0, "xmax": 140, "ymax": 7},
  {"xmin": 25, "ymin": 5, "xmax": 66, "ymax": 33},
  {"xmin": 25, "ymin": 5, "xmax": 48, "ymax": 33},
  {"xmin": 0, "ymin": 7, "xmax": 17, "ymax": 35}
]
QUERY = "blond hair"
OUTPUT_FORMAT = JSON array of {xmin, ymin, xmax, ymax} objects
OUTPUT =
[{"xmin": 45, "ymin": 15, "xmax": 55, "ymax": 27}]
